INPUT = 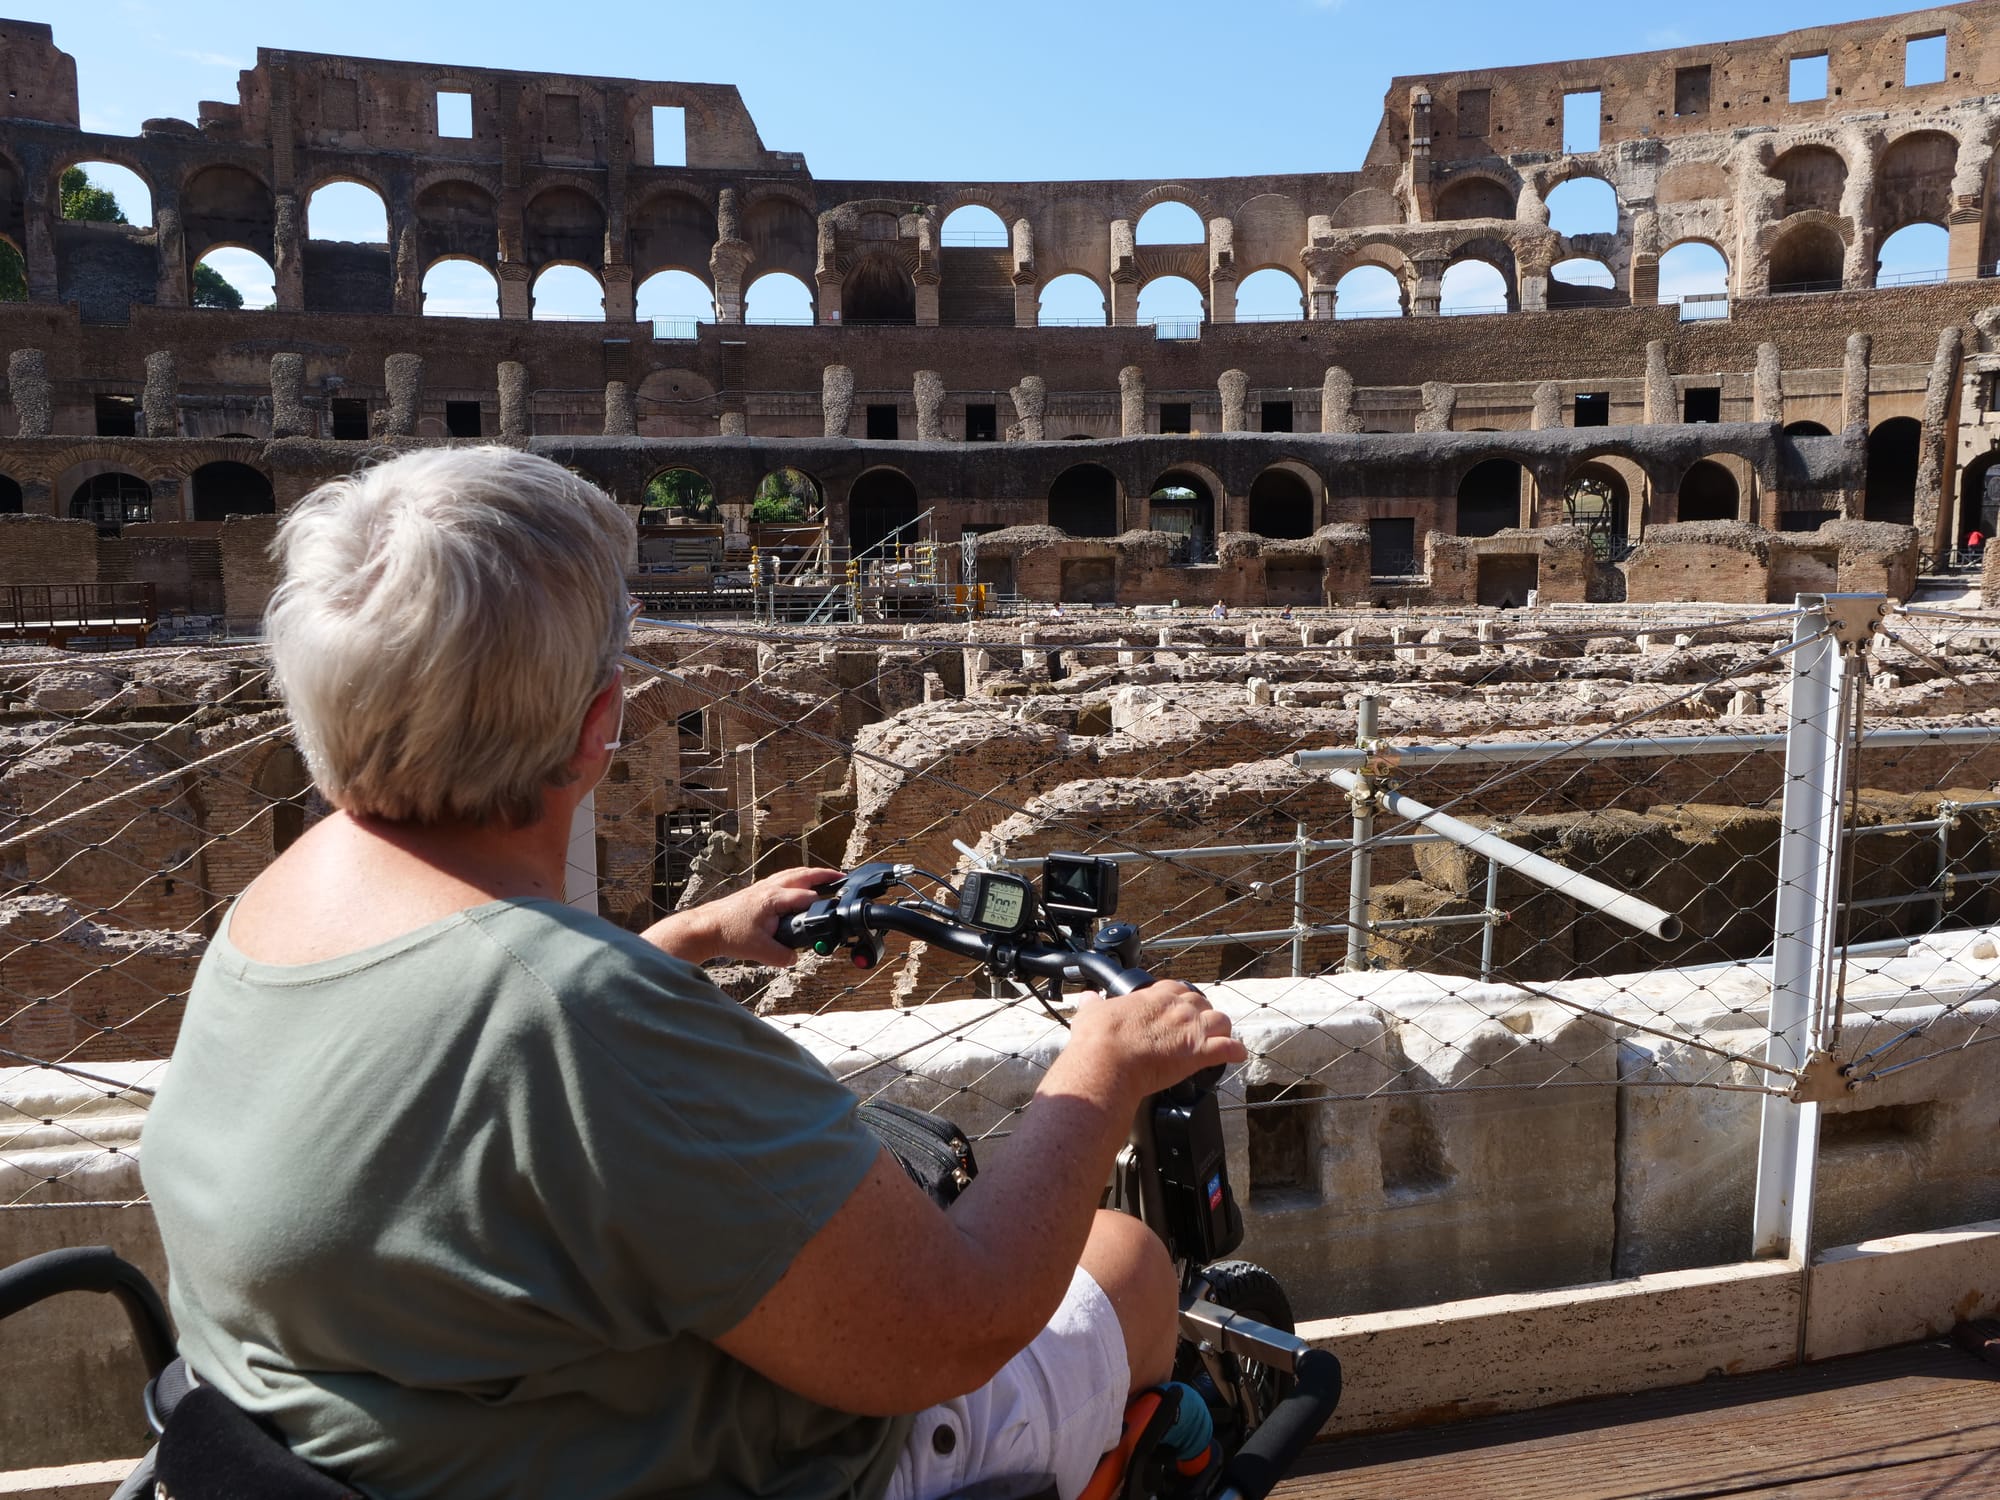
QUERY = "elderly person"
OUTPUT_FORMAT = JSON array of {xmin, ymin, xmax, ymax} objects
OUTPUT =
[{"xmin": 141, "ymin": 448, "xmax": 1242, "ymax": 1500}]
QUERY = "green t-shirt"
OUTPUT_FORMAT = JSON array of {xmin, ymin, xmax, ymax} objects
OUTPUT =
[{"xmin": 141, "ymin": 897, "xmax": 906, "ymax": 1500}]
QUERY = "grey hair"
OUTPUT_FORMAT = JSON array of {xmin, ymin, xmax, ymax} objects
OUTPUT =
[{"xmin": 265, "ymin": 446, "xmax": 635, "ymax": 826}]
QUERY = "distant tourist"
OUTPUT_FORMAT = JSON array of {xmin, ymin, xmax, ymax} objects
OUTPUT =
[{"xmin": 1210, "ymin": 600, "xmax": 1228, "ymax": 620}]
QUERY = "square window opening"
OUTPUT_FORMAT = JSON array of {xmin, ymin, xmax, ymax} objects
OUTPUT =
[
  {"xmin": 444, "ymin": 400, "xmax": 482, "ymax": 438},
  {"xmin": 1261, "ymin": 400, "xmax": 1295, "ymax": 433},
  {"xmin": 865, "ymin": 404, "xmax": 899, "ymax": 440},
  {"xmin": 964, "ymin": 403, "xmax": 997, "ymax": 442},
  {"xmin": 1563, "ymin": 90, "xmax": 1602, "ymax": 154},
  {"xmin": 93, "ymin": 394, "xmax": 136, "ymax": 438},
  {"xmin": 1673, "ymin": 66, "xmax": 1711, "ymax": 116},
  {"xmin": 1683, "ymin": 386, "xmax": 1722, "ymax": 424},
  {"xmin": 652, "ymin": 105, "xmax": 686, "ymax": 167},
  {"xmin": 1789, "ymin": 53, "xmax": 1829, "ymax": 101},
  {"xmin": 330, "ymin": 398, "xmax": 368, "ymax": 440},
  {"xmin": 1906, "ymin": 33, "xmax": 1946, "ymax": 87},
  {"xmin": 1574, "ymin": 391, "xmax": 1610, "ymax": 427},
  {"xmin": 1159, "ymin": 402, "xmax": 1192, "ymax": 435},
  {"xmin": 436, "ymin": 90, "xmax": 473, "ymax": 139}
]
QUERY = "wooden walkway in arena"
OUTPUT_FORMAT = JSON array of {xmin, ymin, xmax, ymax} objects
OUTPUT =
[{"xmin": 1278, "ymin": 1338, "xmax": 2000, "ymax": 1499}]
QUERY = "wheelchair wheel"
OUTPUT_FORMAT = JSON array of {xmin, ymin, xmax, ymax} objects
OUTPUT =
[{"xmin": 1184, "ymin": 1259, "xmax": 1297, "ymax": 1427}]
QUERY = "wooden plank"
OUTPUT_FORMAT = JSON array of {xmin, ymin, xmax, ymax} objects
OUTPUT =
[{"xmin": 1278, "ymin": 1343, "xmax": 2000, "ymax": 1500}]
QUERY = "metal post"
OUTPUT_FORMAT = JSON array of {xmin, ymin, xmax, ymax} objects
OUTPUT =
[
  {"xmin": 1291, "ymin": 821, "xmax": 1308, "ymax": 978},
  {"xmin": 1479, "ymin": 856, "xmax": 1500, "ymax": 982},
  {"xmin": 1345, "ymin": 694, "xmax": 1378, "ymax": 973},
  {"xmin": 1751, "ymin": 595, "xmax": 1879, "ymax": 1263}
]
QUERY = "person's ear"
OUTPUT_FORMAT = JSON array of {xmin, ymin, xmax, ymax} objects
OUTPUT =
[{"xmin": 573, "ymin": 671, "xmax": 624, "ymax": 769}]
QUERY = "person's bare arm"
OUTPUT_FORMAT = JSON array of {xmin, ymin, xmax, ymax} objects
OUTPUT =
[
  {"xmin": 712, "ymin": 983, "xmax": 1243, "ymax": 1415},
  {"xmin": 642, "ymin": 867, "xmax": 838, "ymax": 966}
]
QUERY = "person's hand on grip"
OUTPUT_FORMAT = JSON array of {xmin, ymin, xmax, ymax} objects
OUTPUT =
[
  {"xmin": 641, "ymin": 866, "xmax": 841, "ymax": 967},
  {"xmin": 1065, "ymin": 979, "xmax": 1245, "ymax": 1104}
]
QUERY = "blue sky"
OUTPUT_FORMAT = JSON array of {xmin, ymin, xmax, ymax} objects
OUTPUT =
[{"xmin": 21, "ymin": 0, "xmax": 1947, "ymax": 318}]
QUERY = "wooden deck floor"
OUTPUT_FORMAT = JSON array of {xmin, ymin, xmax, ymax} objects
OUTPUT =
[{"xmin": 1279, "ymin": 1340, "xmax": 2000, "ymax": 1499}]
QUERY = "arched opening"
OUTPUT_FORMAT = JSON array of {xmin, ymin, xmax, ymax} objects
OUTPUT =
[
  {"xmin": 1876, "ymin": 222, "xmax": 1948, "ymax": 286},
  {"xmin": 1546, "ymin": 176, "xmax": 1618, "ymax": 236},
  {"xmin": 1137, "ymin": 274, "xmax": 1204, "ymax": 328},
  {"xmin": 422, "ymin": 258, "xmax": 499, "ymax": 317},
  {"xmin": 1334, "ymin": 264, "xmax": 1403, "ymax": 317},
  {"xmin": 69, "ymin": 471, "xmax": 150, "ymax": 534},
  {"xmin": 523, "ymin": 186, "xmax": 606, "ymax": 271},
  {"xmin": 1958, "ymin": 451, "xmax": 2000, "ymax": 547},
  {"xmin": 1234, "ymin": 267, "xmax": 1304, "ymax": 321},
  {"xmin": 753, "ymin": 468, "xmax": 823, "ymax": 524},
  {"xmin": 1562, "ymin": 463, "xmax": 1631, "ymax": 557},
  {"xmin": 1039, "ymin": 272, "xmax": 1108, "ymax": 326},
  {"xmin": 1048, "ymin": 463, "xmax": 1120, "ymax": 537},
  {"xmin": 1875, "ymin": 131, "xmax": 1957, "ymax": 249},
  {"xmin": 1457, "ymin": 459, "xmax": 1525, "ymax": 535},
  {"xmin": 1768, "ymin": 222, "xmax": 1845, "ymax": 292},
  {"xmin": 1772, "ymin": 145, "xmax": 1847, "ymax": 218},
  {"xmin": 193, "ymin": 248, "xmax": 276, "ymax": 309},
  {"xmin": 0, "ymin": 474, "xmax": 20, "ymax": 513},
  {"xmin": 643, "ymin": 467, "xmax": 716, "ymax": 523},
  {"xmin": 1864, "ymin": 417, "xmax": 1922, "ymax": 524},
  {"xmin": 1784, "ymin": 420, "xmax": 1833, "ymax": 438},
  {"xmin": 1147, "ymin": 467, "xmax": 1217, "ymax": 563},
  {"xmin": 842, "ymin": 253, "xmax": 914, "ymax": 324},
  {"xmin": 744, "ymin": 271, "xmax": 815, "ymax": 323},
  {"xmin": 182, "ymin": 164, "xmax": 273, "ymax": 266},
  {"xmin": 61, "ymin": 162, "xmax": 151, "ymax": 226},
  {"xmin": 636, "ymin": 268, "xmax": 714, "ymax": 333},
  {"xmin": 629, "ymin": 190, "xmax": 717, "ymax": 288},
  {"xmin": 848, "ymin": 469, "xmax": 920, "ymax": 555},
  {"xmin": 1549, "ymin": 256, "xmax": 1619, "ymax": 308},
  {"xmin": 1677, "ymin": 460, "xmax": 1741, "ymax": 522},
  {"xmin": 531, "ymin": 263, "xmax": 604, "ymax": 321},
  {"xmin": 1247, "ymin": 467, "xmax": 1315, "ymax": 538},
  {"xmin": 1660, "ymin": 241, "xmax": 1729, "ymax": 315},
  {"xmin": 190, "ymin": 462, "xmax": 273, "ymax": 521},
  {"xmin": 254, "ymin": 744, "xmax": 312, "ymax": 856},
  {"xmin": 743, "ymin": 196, "xmax": 817, "ymax": 284},
  {"xmin": 940, "ymin": 204, "xmax": 1007, "ymax": 246},
  {"xmin": 1435, "ymin": 177, "xmax": 1515, "ymax": 221},
  {"xmin": 305, "ymin": 181, "xmax": 387, "ymax": 242},
  {"xmin": 1440, "ymin": 259, "xmax": 1510, "ymax": 315},
  {"xmin": 1135, "ymin": 201, "xmax": 1205, "ymax": 245},
  {"xmin": 413, "ymin": 180, "xmax": 499, "ymax": 268}
]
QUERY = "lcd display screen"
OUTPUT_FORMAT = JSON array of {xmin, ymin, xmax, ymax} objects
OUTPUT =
[{"xmin": 976, "ymin": 878, "xmax": 1028, "ymax": 932}]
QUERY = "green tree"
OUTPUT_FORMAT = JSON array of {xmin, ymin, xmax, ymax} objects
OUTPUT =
[
  {"xmin": 0, "ymin": 239, "xmax": 24, "ymax": 302},
  {"xmin": 193, "ymin": 263, "xmax": 243, "ymax": 310},
  {"xmin": 644, "ymin": 468, "xmax": 716, "ymax": 520},
  {"xmin": 60, "ymin": 166, "xmax": 127, "ymax": 224},
  {"xmin": 750, "ymin": 468, "xmax": 815, "ymax": 523}
]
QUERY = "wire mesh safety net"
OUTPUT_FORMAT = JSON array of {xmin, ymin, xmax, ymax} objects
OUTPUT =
[{"xmin": 4, "ymin": 598, "xmax": 1999, "ymax": 1315}]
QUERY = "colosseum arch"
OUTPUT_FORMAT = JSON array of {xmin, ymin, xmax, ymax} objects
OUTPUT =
[
  {"xmin": 1875, "ymin": 130, "xmax": 1959, "ymax": 236},
  {"xmin": 1562, "ymin": 456, "xmax": 1644, "ymax": 552},
  {"xmin": 629, "ymin": 187, "xmax": 717, "ymax": 281},
  {"xmin": 1434, "ymin": 174, "xmax": 1517, "ymax": 222},
  {"xmin": 1865, "ymin": 416, "xmax": 1922, "ymax": 523},
  {"xmin": 1767, "ymin": 218, "xmax": 1846, "ymax": 291},
  {"xmin": 1247, "ymin": 463, "xmax": 1320, "ymax": 538},
  {"xmin": 1676, "ymin": 459, "xmax": 1741, "ymax": 522},
  {"xmin": 1456, "ymin": 458, "xmax": 1529, "ymax": 534},
  {"xmin": 182, "ymin": 163, "xmax": 273, "ymax": 263},
  {"xmin": 524, "ymin": 185, "xmax": 608, "ymax": 269},
  {"xmin": 1048, "ymin": 463, "xmax": 1120, "ymax": 536},
  {"xmin": 422, "ymin": 257, "xmax": 500, "ymax": 317},
  {"xmin": 843, "ymin": 251, "xmax": 916, "ymax": 324},
  {"xmin": 304, "ymin": 176, "xmax": 390, "ymax": 240},
  {"xmin": 414, "ymin": 180, "xmax": 500, "ymax": 269},
  {"xmin": 189, "ymin": 461, "xmax": 274, "ymax": 521},
  {"xmin": 743, "ymin": 193, "xmax": 817, "ymax": 282},
  {"xmin": 1770, "ymin": 144, "xmax": 1848, "ymax": 218},
  {"xmin": 848, "ymin": 467, "xmax": 921, "ymax": 553}
]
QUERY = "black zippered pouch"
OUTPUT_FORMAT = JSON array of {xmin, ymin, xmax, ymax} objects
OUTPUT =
[{"xmin": 859, "ymin": 1100, "xmax": 978, "ymax": 1208}]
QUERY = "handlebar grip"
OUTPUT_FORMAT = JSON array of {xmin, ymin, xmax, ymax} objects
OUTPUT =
[
  {"xmin": 774, "ymin": 912, "xmax": 810, "ymax": 948},
  {"xmin": 1098, "ymin": 966, "xmax": 1155, "ymax": 996},
  {"xmin": 1218, "ymin": 1348, "xmax": 1342, "ymax": 1500}
]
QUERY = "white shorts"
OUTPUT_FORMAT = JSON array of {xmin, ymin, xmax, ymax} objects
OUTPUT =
[{"xmin": 882, "ymin": 1266, "xmax": 1131, "ymax": 1500}]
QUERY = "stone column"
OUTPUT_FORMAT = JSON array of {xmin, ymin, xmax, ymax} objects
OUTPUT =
[
  {"xmin": 1949, "ymin": 146, "xmax": 1990, "ymax": 280},
  {"xmin": 1118, "ymin": 365, "xmax": 1146, "ymax": 436},
  {"xmin": 718, "ymin": 411, "xmax": 747, "ymax": 436},
  {"xmin": 1010, "ymin": 375, "xmax": 1046, "ymax": 441},
  {"xmin": 814, "ymin": 213, "xmax": 842, "ymax": 325},
  {"xmin": 142, "ymin": 352, "xmax": 177, "ymax": 438},
  {"xmin": 498, "ymin": 262, "xmax": 532, "ymax": 321},
  {"xmin": 1842, "ymin": 133, "xmax": 1881, "ymax": 287},
  {"xmin": 914, "ymin": 370, "xmax": 945, "ymax": 441},
  {"xmin": 604, "ymin": 381, "xmax": 637, "ymax": 436},
  {"xmin": 391, "ymin": 210, "xmax": 422, "ymax": 317},
  {"xmin": 1753, "ymin": 343, "xmax": 1785, "ymax": 425},
  {"xmin": 1109, "ymin": 219, "xmax": 1138, "ymax": 326},
  {"xmin": 822, "ymin": 364, "xmax": 854, "ymax": 439},
  {"xmin": 913, "ymin": 217, "xmax": 939, "ymax": 327},
  {"xmin": 1207, "ymin": 217, "xmax": 1236, "ymax": 324},
  {"xmin": 1415, "ymin": 381, "xmax": 1456, "ymax": 433},
  {"xmin": 1531, "ymin": 381, "xmax": 1562, "ymax": 430},
  {"xmin": 1411, "ymin": 254, "xmax": 1447, "ymax": 317},
  {"xmin": 153, "ymin": 192, "xmax": 188, "ymax": 308},
  {"xmin": 1516, "ymin": 244, "xmax": 1552, "ymax": 313},
  {"xmin": 272, "ymin": 192, "xmax": 306, "ymax": 310},
  {"xmin": 1841, "ymin": 332, "xmax": 1872, "ymax": 434},
  {"xmin": 269, "ymin": 353, "xmax": 308, "ymax": 439},
  {"xmin": 498, "ymin": 361, "xmax": 530, "ymax": 439},
  {"xmin": 1320, "ymin": 366, "xmax": 1358, "ymax": 434},
  {"xmin": 1643, "ymin": 340, "xmax": 1675, "ymax": 424},
  {"xmin": 1219, "ymin": 369, "xmax": 1249, "ymax": 432},
  {"xmin": 8, "ymin": 350, "xmax": 51, "ymax": 436},
  {"xmin": 1011, "ymin": 217, "xmax": 1037, "ymax": 327},
  {"xmin": 1628, "ymin": 210, "xmax": 1661, "ymax": 306},
  {"xmin": 382, "ymin": 354, "xmax": 423, "ymax": 437},
  {"xmin": 1914, "ymin": 325, "xmax": 1965, "ymax": 556},
  {"xmin": 601, "ymin": 263, "xmax": 635, "ymax": 323},
  {"xmin": 23, "ymin": 188, "xmax": 56, "ymax": 303}
]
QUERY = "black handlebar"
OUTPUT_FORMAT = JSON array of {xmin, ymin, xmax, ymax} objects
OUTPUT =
[
  {"xmin": 0, "ymin": 1246, "xmax": 176, "ymax": 1379},
  {"xmin": 776, "ymin": 900, "xmax": 1156, "ymax": 995},
  {"xmin": 1219, "ymin": 1348, "xmax": 1342, "ymax": 1500}
]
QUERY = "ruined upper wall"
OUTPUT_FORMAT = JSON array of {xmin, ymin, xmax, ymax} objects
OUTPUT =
[{"xmin": 0, "ymin": 21, "xmax": 76, "ymax": 129}]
